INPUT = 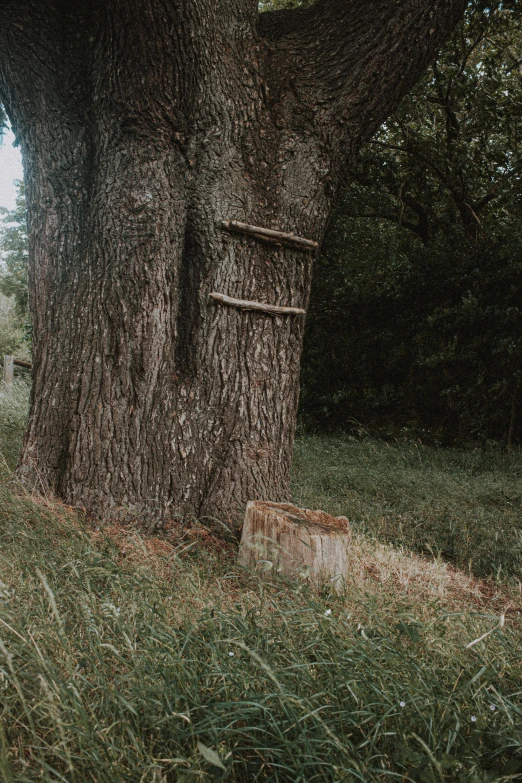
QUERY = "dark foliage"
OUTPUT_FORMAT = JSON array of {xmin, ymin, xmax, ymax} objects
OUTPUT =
[{"xmin": 300, "ymin": 0, "xmax": 522, "ymax": 446}]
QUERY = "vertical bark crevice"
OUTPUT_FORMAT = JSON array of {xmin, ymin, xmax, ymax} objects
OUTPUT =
[{"xmin": 174, "ymin": 211, "xmax": 209, "ymax": 380}]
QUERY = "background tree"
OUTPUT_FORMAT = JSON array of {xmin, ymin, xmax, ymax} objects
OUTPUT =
[
  {"xmin": 0, "ymin": 180, "xmax": 30, "ymax": 360},
  {"xmin": 301, "ymin": 0, "xmax": 522, "ymax": 446},
  {"xmin": 0, "ymin": 293, "xmax": 26, "ymax": 360},
  {"xmin": 0, "ymin": 180, "xmax": 29, "ymax": 319},
  {"xmin": 349, "ymin": 0, "xmax": 522, "ymax": 243},
  {"xmin": 0, "ymin": 0, "xmax": 467, "ymax": 525}
]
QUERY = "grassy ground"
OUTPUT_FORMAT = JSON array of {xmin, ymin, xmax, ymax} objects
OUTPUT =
[
  {"xmin": 0, "ymin": 382, "xmax": 521, "ymax": 782},
  {"xmin": 0, "ymin": 377, "xmax": 29, "ymax": 471},
  {"xmin": 292, "ymin": 435, "xmax": 522, "ymax": 583}
]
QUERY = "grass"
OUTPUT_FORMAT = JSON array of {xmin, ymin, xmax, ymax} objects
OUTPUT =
[
  {"xmin": 0, "ymin": 383, "xmax": 521, "ymax": 781},
  {"xmin": 0, "ymin": 377, "xmax": 29, "ymax": 470},
  {"xmin": 292, "ymin": 435, "xmax": 522, "ymax": 583}
]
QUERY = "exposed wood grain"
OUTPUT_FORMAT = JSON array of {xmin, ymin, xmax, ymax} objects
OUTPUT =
[
  {"xmin": 210, "ymin": 292, "xmax": 306, "ymax": 316},
  {"xmin": 3, "ymin": 355, "xmax": 14, "ymax": 387},
  {"xmin": 238, "ymin": 500, "xmax": 351, "ymax": 592}
]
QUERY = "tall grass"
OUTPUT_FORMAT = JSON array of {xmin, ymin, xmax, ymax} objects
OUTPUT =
[
  {"xmin": 293, "ymin": 435, "xmax": 522, "ymax": 583},
  {"xmin": 0, "ymin": 385, "xmax": 521, "ymax": 780},
  {"xmin": 0, "ymin": 486, "xmax": 521, "ymax": 782},
  {"xmin": 0, "ymin": 377, "xmax": 29, "ymax": 470}
]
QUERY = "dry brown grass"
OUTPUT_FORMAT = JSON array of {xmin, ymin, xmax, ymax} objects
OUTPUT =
[
  {"xmin": 8, "ymin": 466, "xmax": 522, "ymax": 626},
  {"xmin": 346, "ymin": 536, "xmax": 520, "ymax": 615},
  {"xmin": 81, "ymin": 508, "xmax": 522, "ymax": 622}
]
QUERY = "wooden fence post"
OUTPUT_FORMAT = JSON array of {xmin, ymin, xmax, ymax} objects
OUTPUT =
[{"xmin": 3, "ymin": 355, "xmax": 14, "ymax": 388}]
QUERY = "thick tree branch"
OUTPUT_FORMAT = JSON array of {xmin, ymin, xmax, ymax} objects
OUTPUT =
[
  {"xmin": 0, "ymin": 0, "xmax": 89, "ymax": 144},
  {"xmin": 260, "ymin": 0, "xmax": 468, "ymax": 157},
  {"xmin": 0, "ymin": 1, "xmax": 58, "ymax": 94}
]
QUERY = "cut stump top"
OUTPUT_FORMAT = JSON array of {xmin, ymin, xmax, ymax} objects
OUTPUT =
[{"xmin": 253, "ymin": 501, "xmax": 350, "ymax": 534}]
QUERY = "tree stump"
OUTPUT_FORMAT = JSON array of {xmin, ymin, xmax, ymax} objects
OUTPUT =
[{"xmin": 238, "ymin": 501, "xmax": 351, "ymax": 592}]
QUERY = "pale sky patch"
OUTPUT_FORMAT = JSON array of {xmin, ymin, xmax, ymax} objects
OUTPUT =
[{"xmin": 0, "ymin": 126, "xmax": 24, "ymax": 212}]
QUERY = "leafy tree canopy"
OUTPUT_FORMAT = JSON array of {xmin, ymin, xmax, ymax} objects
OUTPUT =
[
  {"xmin": 345, "ymin": 0, "xmax": 522, "ymax": 244},
  {"xmin": 301, "ymin": 0, "xmax": 522, "ymax": 447}
]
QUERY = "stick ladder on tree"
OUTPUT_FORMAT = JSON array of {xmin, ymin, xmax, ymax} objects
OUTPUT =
[
  {"xmin": 209, "ymin": 292, "xmax": 306, "ymax": 317},
  {"xmin": 221, "ymin": 220, "xmax": 318, "ymax": 250}
]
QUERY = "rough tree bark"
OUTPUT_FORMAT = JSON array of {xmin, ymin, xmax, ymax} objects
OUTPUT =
[{"xmin": 0, "ymin": 0, "xmax": 467, "ymax": 527}]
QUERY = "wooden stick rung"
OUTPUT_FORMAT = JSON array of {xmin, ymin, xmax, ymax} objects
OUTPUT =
[
  {"xmin": 221, "ymin": 220, "xmax": 318, "ymax": 251},
  {"xmin": 209, "ymin": 292, "xmax": 305, "ymax": 317},
  {"xmin": 14, "ymin": 358, "xmax": 32, "ymax": 369}
]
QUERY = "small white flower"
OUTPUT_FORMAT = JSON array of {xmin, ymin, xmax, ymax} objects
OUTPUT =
[
  {"xmin": 324, "ymin": 609, "xmax": 332, "ymax": 616},
  {"xmin": 399, "ymin": 701, "xmax": 406, "ymax": 708},
  {"xmin": 228, "ymin": 652, "xmax": 235, "ymax": 657},
  {"xmin": 471, "ymin": 715, "xmax": 477, "ymax": 722},
  {"xmin": 490, "ymin": 704, "xmax": 496, "ymax": 711}
]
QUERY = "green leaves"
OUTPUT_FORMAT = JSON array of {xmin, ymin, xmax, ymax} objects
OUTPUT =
[
  {"xmin": 197, "ymin": 742, "xmax": 226, "ymax": 770},
  {"xmin": 0, "ymin": 180, "xmax": 28, "ymax": 320},
  {"xmin": 302, "ymin": 1, "xmax": 522, "ymax": 446}
]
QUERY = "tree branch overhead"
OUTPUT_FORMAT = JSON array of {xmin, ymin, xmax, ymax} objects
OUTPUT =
[{"xmin": 260, "ymin": 0, "xmax": 469, "ymax": 155}]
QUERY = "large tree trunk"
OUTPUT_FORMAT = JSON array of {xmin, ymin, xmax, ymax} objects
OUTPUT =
[{"xmin": 0, "ymin": 0, "xmax": 467, "ymax": 527}]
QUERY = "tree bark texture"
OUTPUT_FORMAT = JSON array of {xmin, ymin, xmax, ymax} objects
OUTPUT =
[{"xmin": 0, "ymin": 0, "xmax": 467, "ymax": 526}]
